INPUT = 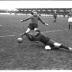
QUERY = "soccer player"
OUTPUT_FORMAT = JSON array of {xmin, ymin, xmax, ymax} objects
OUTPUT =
[
  {"xmin": 63, "ymin": 13, "xmax": 66, "ymax": 18},
  {"xmin": 53, "ymin": 11, "xmax": 57, "ymax": 23},
  {"xmin": 24, "ymin": 31, "xmax": 72, "ymax": 51},
  {"xmin": 20, "ymin": 10, "xmax": 48, "ymax": 37},
  {"xmin": 68, "ymin": 10, "xmax": 72, "ymax": 30}
]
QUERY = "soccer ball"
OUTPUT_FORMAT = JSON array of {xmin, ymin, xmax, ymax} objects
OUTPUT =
[
  {"xmin": 17, "ymin": 37, "xmax": 23, "ymax": 43},
  {"xmin": 45, "ymin": 45, "xmax": 51, "ymax": 50}
]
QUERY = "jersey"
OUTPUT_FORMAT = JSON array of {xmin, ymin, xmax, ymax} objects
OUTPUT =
[
  {"xmin": 53, "ymin": 13, "xmax": 57, "ymax": 19},
  {"xmin": 30, "ymin": 15, "xmax": 41, "ymax": 24},
  {"xmin": 25, "ymin": 32, "xmax": 50, "ymax": 45},
  {"xmin": 68, "ymin": 17, "xmax": 72, "ymax": 22},
  {"xmin": 22, "ymin": 15, "xmax": 45, "ymax": 25}
]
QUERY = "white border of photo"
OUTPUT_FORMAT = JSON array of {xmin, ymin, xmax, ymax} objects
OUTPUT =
[
  {"xmin": 0, "ymin": 1, "xmax": 72, "ymax": 9},
  {"xmin": 0, "ymin": 1, "xmax": 72, "ymax": 71}
]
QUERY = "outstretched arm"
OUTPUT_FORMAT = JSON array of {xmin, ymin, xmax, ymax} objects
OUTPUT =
[
  {"xmin": 38, "ymin": 17, "xmax": 45, "ymax": 24},
  {"xmin": 20, "ymin": 17, "xmax": 30, "ymax": 22},
  {"xmin": 38, "ymin": 17, "xmax": 48, "ymax": 26}
]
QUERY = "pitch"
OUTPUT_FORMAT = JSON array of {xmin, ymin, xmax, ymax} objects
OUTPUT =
[{"xmin": 0, "ymin": 14, "xmax": 72, "ymax": 69}]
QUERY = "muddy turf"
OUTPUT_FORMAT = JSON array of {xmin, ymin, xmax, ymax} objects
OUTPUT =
[{"xmin": 0, "ymin": 14, "xmax": 72, "ymax": 69}]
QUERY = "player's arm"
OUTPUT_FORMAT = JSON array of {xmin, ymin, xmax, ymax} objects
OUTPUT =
[
  {"xmin": 20, "ymin": 17, "xmax": 31, "ymax": 22},
  {"xmin": 38, "ymin": 17, "xmax": 48, "ymax": 26}
]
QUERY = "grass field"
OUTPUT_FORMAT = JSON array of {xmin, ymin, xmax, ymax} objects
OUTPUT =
[{"xmin": 0, "ymin": 14, "xmax": 72, "ymax": 70}]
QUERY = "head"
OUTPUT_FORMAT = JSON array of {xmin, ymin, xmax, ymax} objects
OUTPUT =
[{"xmin": 31, "ymin": 10, "xmax": 37, "ymax": 16}]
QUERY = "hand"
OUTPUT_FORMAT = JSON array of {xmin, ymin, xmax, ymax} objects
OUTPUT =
[{"xmin": 45, "ymin": 23, "xmax": 49, "ymax": 26}]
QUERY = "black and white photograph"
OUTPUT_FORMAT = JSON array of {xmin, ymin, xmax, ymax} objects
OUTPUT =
[
  {"xmin": 0, "ymin": 1, "xmax": 72, "ymax": 70},
  {"xmin": 0, "ymin": 0, "xmax": 72, "ymax": 1}
]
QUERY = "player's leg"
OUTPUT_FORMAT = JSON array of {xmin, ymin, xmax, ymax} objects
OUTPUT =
[
  {"xmin": 20, "ymin": 23, "xmax": 33, "ymax": 38},
  {"xmin": 22, "ymin": 23, "xmax": 38, "ymax": 37},
  {"xmin": 54, "ymin": 17, "xmax": 56, "ymax": 22},
  {"xmin": 26, "ymin": 28, "xmax": 31, "ymax": 33},
  {"xmin": 69, "ymin": 22, "xmax": 71, "ymax": 30},
  {"xmin": 54, "ymin": 16, "xmax": 56, "ymax": 23},
  {"xmin": 63, "ymin": 14, "xmax": 65, "ymax": 18},
  {"xmin": 68, "ymin": 17, "xmax": 72, "ymax": 30},
  {"xmin": 45, "ymin": 39, "xmax": 72, "ymax": 51},
  {"xmin": 53, "ymin": 42, "xmax": 72, "ymax": 51},
  {"xmin": 68, "ymin": 22, "xmax": 72, "ymax": 30},
  {"xmin": 59, "ymin": 44, "xmax": 72, "ymax": 50},
  {"xmin": 34, "ymin": 28, "xmax": 40, "ymax": 32},
  {"xmin": 54, "ymin": 19, "xmax": 56, "ymax": 23},
  {"xmin": 26, "ymin": 23, "xmax": 34, "ymax": 33},
  {"xmin": 33, "ymin": 23, "xmax": 40, "ymax": 33},
  {"xmin": 34, "ymin": 28, "xmax": 38, "ymax": 31},
  {"xmin": 54, "ymin": 19, "xmax": 55, "ymax": 22},
  {"xmin": 70, "ymin": 22, "xmax": 72, "ymax": 30},
  {"xmin": 43, "ymin": 38, "xmax": 55, "ymax": 50},
  {"xmin": 20, "ymin": 28, "xmax": 31, "ymax": 38}
]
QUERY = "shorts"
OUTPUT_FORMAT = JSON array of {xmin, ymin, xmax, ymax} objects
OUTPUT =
[
  {"xmin": 28, "ymin": 23, "xmax": 38, "ymax": 30},
  {"xmin": 68, "ymin": 17, "xmax": 72, "ymax": 22},
  {"xmin": 69, "ymin": 22, "xmax": 72, "ymax": 26},
  {"xmin": 69, "ymin": 22, "xmax": 72, "ymax": 24}
]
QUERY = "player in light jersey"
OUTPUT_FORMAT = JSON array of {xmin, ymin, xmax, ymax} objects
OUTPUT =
[
  {"xmin": 68, "ymin": 10, "xmax": 72, "ymax": 30},
  {"xmin": 20, "ymin": 10, "xmax": 48, "ymax": 37},
  {"xmin": 24, "ymin": 31, "xmax": 72, "ymax": 51}
]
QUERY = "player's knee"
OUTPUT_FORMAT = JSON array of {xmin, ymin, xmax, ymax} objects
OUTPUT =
[
  {"xmin": 46, "ymin": 41, "xmax": 54, "ymax": 48},
  {"xmin": 34, "ymin": 29, "xmax": 40, "ymax": 35},
  {"xmin": 26, "ymin": 28, "xmax": 31, "ymax": 33},
  {"xmin": 34, "ymin": 28, "xmax": 39, "ymax": 31},
  {"xmin": 53, "ymin": 42, "xmax": 62, "ymax": 47}
]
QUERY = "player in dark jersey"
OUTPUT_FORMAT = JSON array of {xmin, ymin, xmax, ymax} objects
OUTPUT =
[
  {"xmin": 20, "ymin": 10, "xmax": 48, "ymax": 38},
  {"xmin": 24, "ymin": 31, "xmax": 72, "ymax": 51},
  {"xmin": 53, "ymin": 11, "xmax": 57, "ymax": 23}
]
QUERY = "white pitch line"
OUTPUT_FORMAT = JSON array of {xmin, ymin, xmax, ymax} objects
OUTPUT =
[
  {"xmin": 0, "ymin": 25, "xmax": 2, "ymax": 26},
  {"xmin": 0, "ymin": 35, "xmax": 16, "ymax": 37}
]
